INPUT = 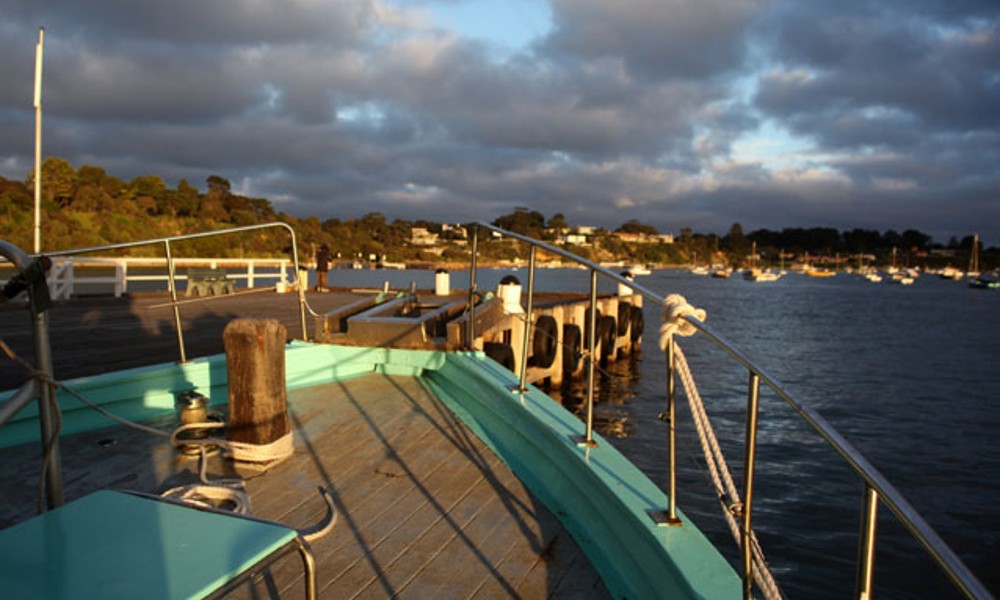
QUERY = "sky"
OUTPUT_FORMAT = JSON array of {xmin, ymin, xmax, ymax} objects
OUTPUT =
[{"xmin": 1, "ymin": 0, "xmax": 998, "ymax": 246}]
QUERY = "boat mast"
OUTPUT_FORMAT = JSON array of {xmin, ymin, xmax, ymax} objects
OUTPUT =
[
  {"xmin": 33, "ymin": 27, "xmax": 44, "ymax": 254},
  {"xmin": 968, "ymin": 233, "xmax": 979, "ymax": 275}
]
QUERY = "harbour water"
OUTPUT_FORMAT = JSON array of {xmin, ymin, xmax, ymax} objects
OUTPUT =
[{"xmin": 326, "ymin": 266, "xmax": 999, "ymax": 598}]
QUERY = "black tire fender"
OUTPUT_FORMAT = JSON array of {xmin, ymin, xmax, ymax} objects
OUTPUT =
[
  {"xmin": 532, "ymin": 315, "xmax": 558, "ymax": 369},
  {"xmin": 562, "ymin": 324, "xmax": 582, "ymax": 374},
  {"xmin": 483, "ymin": 342, "xmax": 515, "ymax": 371},
  {"xmin": 617, "ymin": 303, "xmax": 632, "ymax": 336},
  {"xmin": 599, "ymin": 315, "xmax": 617, "ymax": 360},
  {"xmin": 630, "ymin": 306, "xmax": 644, "ymax": 342}
]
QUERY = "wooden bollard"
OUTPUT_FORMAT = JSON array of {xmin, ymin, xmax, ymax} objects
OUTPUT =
[{"xmin": 224, "ymin": 318, "xmax": 289, "ymax": 446}]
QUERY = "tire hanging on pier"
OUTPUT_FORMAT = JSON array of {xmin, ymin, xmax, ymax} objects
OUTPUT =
[
  {"xmin": 484, "ymin": 342, "xmax": 515, "ymax": 371},
  {"xmin": 617, "ymin": 303, "xmax": 632, "ymax": 336},
  {"xmin": 630, "ymin": 305, "xmax": 644, "ymax": 343},
  {"xmin": 599, "ymin": 316, "xmax": 617, "ymax": 362},
  {"xmin": 562, "ymin": 324, "xmax": 582, "ymax": 375},
  {"xmin": 531, "ymin": 315, "xmax": 558, "ymax": 369},
  {"xmin": 584, "ymin": 310, "xmax": 602, "ymax": 349}
]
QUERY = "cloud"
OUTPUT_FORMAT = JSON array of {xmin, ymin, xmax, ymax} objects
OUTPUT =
[{"xmin": 0, "ymin": 0, "xmax": 997, "ymax": 246}]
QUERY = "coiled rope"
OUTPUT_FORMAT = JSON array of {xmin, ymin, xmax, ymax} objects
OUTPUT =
[{"xmin": 659, "ymin": 295, "xmax": 783, "ymax": 600}]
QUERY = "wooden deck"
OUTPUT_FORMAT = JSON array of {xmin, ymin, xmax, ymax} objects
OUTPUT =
[{"xmin": 0, "ymin": 369, "xmax": 609, "ymax": 598}]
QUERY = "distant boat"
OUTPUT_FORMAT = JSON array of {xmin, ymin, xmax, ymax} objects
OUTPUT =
[
  {"xmin": 742, "ymin": 242, "xmax": 780, "ymax": 281},
  {"xmin": 940, "ymin": 266, "xmax": 964, "ymax": 280},
  {"xmin": 969, "ymin": 275, "xmax": 999, "ymax": 289},
  {"xmin": 711, "ymin": 266, "xmax": 731, "ymax": 279},
  {"xmin": 967, "ymin": 234, "xmax": 981, "ymax": 278},
  {"xmin": 627, "ymin": 264, "xmax": 652, "ymax": 276},
  {"xmin": 804, "ymin": 267, "xmax": 836, "ymax": 278},
  {"xmin": 889, "ymin": 273, "xmax": 914, "ymax": 285},
  {"xmin": 743, "ymin": 268, "xmax": 780, "ymax": 282},
  {"xmin": 690, "ymin": 266, "xmax": 710, "ymax": 276}
]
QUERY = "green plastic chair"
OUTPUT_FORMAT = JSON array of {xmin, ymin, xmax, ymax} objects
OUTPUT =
[{"xmin": 0, "ymin": 490, "xmax": 316, "ymax": 599}]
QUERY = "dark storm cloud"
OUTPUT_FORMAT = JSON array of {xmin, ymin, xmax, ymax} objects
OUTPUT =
[
  {"xmin": 543, "ymin": 0, "xmax": 763, "ymax": 81},
  {"xmin": 0, "ymin": 0, "xmax": 997, "ymax": 245}
]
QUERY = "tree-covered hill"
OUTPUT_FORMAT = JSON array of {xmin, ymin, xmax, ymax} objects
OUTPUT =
[{"xmin": 1, "ymin": 158, "xmax": 993, "ymax": 270}]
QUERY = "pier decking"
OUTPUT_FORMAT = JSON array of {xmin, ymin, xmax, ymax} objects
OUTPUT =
[{"xmin": 0, "ymin": 290, "xmax": 357, "ymax": 386}]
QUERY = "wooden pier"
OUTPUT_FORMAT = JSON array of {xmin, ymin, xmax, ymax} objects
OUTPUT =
[{"xmin": 1, "ymin": 278, "xmax": 645, "ymax": 391}]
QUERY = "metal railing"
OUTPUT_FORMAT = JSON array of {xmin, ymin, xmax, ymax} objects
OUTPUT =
[
  {"xmin": 38, "ymin": 223, "xmax": 309, "ymax": 363},
  {"xmin": 465, "ymin": 222, "xmax": 991, "ymax": 600}
]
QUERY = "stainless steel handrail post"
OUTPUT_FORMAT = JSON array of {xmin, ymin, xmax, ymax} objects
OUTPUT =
[
  {"xmin": 516, "ymin": 246, "xmax": 536, "ymax": 392},
  {"xmin": 856, "ymin": 484, "xmax": 880, "ymax": 600},
  {"xmin": 286, "ymin": 227, "xmax": 308, "ymax": 340},
  {"xmin": 581, "ymin": 268, "xmax": 598, "ymax": 446},
  {"xmin": 163, "ymin": 239, "xmax": 187, "ymax": 363},
  {"xmin": 741, "ymin": 371, "xmax": 761, "ymax": 599},
  {"xmin": 666, "ymin": 335, "xmax": 679, "ymax": 523},
  {"xmin": 467, "ymin": 225, "xmax": 479, "ymax": 349}
]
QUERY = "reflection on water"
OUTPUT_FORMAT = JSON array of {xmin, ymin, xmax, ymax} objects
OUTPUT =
[{"xmin": 545, "ymin": 355, "xmax": 643, "ymax": 439}]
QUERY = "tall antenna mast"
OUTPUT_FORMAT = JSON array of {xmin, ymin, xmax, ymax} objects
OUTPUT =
[{"xmin": 34, "ymin": 27, "xmax": 45, "ymax": 254}]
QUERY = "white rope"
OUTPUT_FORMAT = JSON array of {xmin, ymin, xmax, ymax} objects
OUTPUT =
[
  {"xmin": 659, "ymin": 294, "xmax": 706, "ymax": 349},
  {"xmin": 229, "ymin": 433, "xmax": 295, "ymax": 464},
  {"xmin": 673, "ymin": 343, "xmax": 784, "ymax": 600},
  {"xmin": 161, "ymin": 482, "xmax": 251, "ymax": 514},
  {"xmin": 167, "ymin": 421, "xmax": 295, "ymax": 515},
  {"xmin": 171, "ymin": 422, "xmax": 295, "ymax": 466}
]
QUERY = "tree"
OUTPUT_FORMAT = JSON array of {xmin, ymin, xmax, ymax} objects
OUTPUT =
[
  {"xmin": 493, "ymin": 208, "xmax": 545, "ymax": 237},
  {"xmin": 173, "ymin": 179, "xmax": 201, "ymax": 217},
  {"xmin": 130, "ymin": 175, "xmax": 168, "ymax": 215},
  {"xmin": 546, "ymin": 213, "xmax": 568, "ymax": 233},
  {"xmin": 29, "ymin": 157, "xmax": 77, "ymax": 207},
  {"xmin": 616, "ymin": 219, "xmax": 658, "ymax": 235},
  {"xmin": 206, "ymin": 175, "xmax": 231, "ymax": 195}
]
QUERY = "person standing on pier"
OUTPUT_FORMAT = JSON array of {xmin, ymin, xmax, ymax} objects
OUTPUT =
[{"xmin": 315, "ymin": 243, "xmax": 331, "ymax": 291}]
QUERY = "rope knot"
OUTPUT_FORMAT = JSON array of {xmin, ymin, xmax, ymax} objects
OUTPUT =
[{"xmin": 658, "ymin": 293, "xmax": 706, "ymax": 349}]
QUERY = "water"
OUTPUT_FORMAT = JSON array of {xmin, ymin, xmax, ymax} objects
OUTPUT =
[{"xmin": 328, "ymin": 267, "xmax": 1000, "ymax": 598}]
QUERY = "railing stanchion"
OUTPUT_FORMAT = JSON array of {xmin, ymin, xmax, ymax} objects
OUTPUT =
[
  {"xmin": 516, "ymin": 246, "xmax": 536, "ymax": 392},
  {"xmin": 666, "ymin": 335, "xmax": 680, "ymax": 522},
  {"xmin": 286, "ymin": 229, "xmax": 307, "ymax": 341},
  {"xmin": 856, "ymin": 484, "xmax": 880, "ymax": 600},
  {"xmin": 164, "ymin": 239, "xmax": 187, "ymax": 363},
  {"xmin": 573, "ymin": 268, "xmax": 598, "ymax": 447},
  {"xmin": 467, "ymin": 225, "xmax": 479, "ymax": 349},
  {"xmin": 741, "ymin": 371, "xmax": 761, "ymax": 599}
]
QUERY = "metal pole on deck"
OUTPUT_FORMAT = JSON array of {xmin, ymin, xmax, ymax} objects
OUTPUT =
[
  {"xmin": 164, "ymin": 239, "xmax": 187, "ymax": 363},
  {"xmin": 665, "ymin": 335, "xmax": 680, "ymax": 523},
  {"xmin": 741, "ymin": 372, "xmax": 762, "ymax": 599},
  {"xmin": 573, "ymin": 269, "xmax": 599, "ymax": 447},
  {"xmin": 33, "ymin": 27, "xmax": 44, "ymax": 254},
  {"xmin": 856, "ymin": 485, "xmax": 879, "ymax": 600},
  {"xmin": 30, "ymin": 266, "xmax": 63, "ymax": 509},
  {"xmin": 467, "ymin": 225, "xmax": 479, "ymax": 349},
  {"xmin": 516, "ymin": 246, "xmax": 536, "ymax": 392}
]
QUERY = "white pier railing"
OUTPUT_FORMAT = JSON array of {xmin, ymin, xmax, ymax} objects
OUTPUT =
[{"xmin": 3, "ymin": 257, "xmax": 293, "ymax": 300}]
